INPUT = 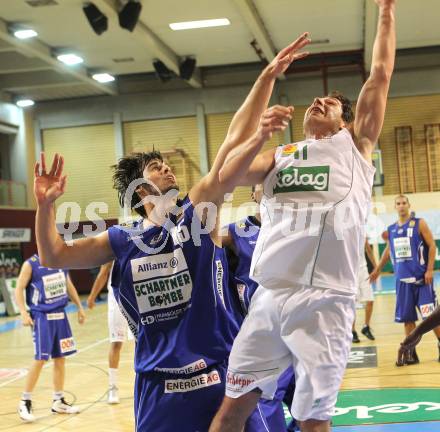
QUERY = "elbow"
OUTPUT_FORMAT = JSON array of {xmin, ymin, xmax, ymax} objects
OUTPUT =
[{"xmin": 371, "ymin": 64, "xmax": 393, "ymax": 83}]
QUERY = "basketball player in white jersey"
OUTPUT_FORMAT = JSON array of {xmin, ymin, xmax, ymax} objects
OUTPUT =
[
  {"xmin": 87, "ymin": 261, "xmax": 133, "ymax": 404},
  {"xmin": 209, "ymin": 1, "xmax": 396, "ymax": 431}
]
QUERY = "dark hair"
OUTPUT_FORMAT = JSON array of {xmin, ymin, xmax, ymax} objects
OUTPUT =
[
  {"xmin": 328, "ymin": 91, "xmax": 354, "ymax": 124},
  {"xmin": 112, "ymin": 151, "xmax": 163, "ymax": 217}
]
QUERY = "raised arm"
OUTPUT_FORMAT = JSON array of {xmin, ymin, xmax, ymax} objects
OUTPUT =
[
  {"xmin": 189, "ymin": 33, "xmax": 310, "ymax": 207},
  {"xmin": 34, "ymin": 153, "xmax": 115, "ymax": 269},
  {"xmin": 354, "ymin": 0, "xmax": 396, "ymax": 159},
  {"xmin": 14, "ymin": 261, "xmax": 33, "ymax": 326},
  {"xmin": 87, "ymin": 261, "xmax": 113, "ymax": 309},
  {"xmin": 419, "ymin": 219, "xmax": 436, "ymax": 285}
]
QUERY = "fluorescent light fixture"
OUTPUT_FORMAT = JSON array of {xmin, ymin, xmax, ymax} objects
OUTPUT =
[
  {"xmin": 92, "ymin": 73, "xmax": 115, "ymax": 83},
  {"xmin": 169, "ymin": 18, "xmax": 230, "ymax": 31},
  {"xmin": 14, "ymin": 29, "xmax": 38, "ymax": 39},
  {"xmin": 16, "ymin": 99, "xmax": 35, "ymax": 108},
  {"xmin": 57, "ymin": 53, "xmax": 84, "ymax": 65}
]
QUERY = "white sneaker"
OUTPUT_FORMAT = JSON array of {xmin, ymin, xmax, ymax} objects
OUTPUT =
[
  {"xmin": 108, "ymin": 386, "xmax": 120, "ymax": 404},
  {"xmin": 51, "ymin": 398, "xmax": 80, "ymax": 414},
  {"xmin": 18, "ymin": 399, "xmax": 35, "ymax": 422}
]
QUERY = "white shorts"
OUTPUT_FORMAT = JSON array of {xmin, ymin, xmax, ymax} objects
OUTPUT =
[
  {"xmin": 226, "ymin": 284, "xmax": 355, "ymax": 422},
  {"xmin": 356, "ymin": 264, "xmax": 374, "ymax": 302},
  {"xmin": 108, "ymin": 287, "xmax": 134, "ymax": 343}
]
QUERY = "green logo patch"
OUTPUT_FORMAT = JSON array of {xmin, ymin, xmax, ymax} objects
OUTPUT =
[{"xmin": 274, "ymin": 165, "xmax": 330, "ymax": 194}]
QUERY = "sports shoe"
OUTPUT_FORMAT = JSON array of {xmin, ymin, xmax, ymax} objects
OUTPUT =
[
  {"xmin": 361, "ymin": 325, "xmax": 375, "ymax": 341},
  {"xmin": 51, "ymin": 397, "xmax": 80, "ymax": 414},
  {"xmin": 352, "ymin": 330, "xmax": 360, "ymax": 343},
  {"xmin": 108, "ymin": 385, "xmax": 120, "ymax": 404},
  {"xmin": 18, "ymin": 399, "xmax": 35, "ymax": 422}
]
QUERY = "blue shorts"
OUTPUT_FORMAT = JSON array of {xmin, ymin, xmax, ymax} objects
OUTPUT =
[
  {"xmin": 395, "ymin": 281, "xmax": 437, "ymax": 323},
  {"xmin": 134, "ymin": 362, "xmax": 273, "ymax": 432},
  {"xmin": 31, "ymin": 310, "xmax": 76, "ymax": 360}
]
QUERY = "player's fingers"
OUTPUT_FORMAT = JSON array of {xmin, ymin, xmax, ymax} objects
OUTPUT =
[
  {"xmin": 55, "ymin": 155, "xmax": 64, "ymax": 178},
  {"xmin": 277, "ymin": 32, "xmax": 310, "ymax": 58},
  {"xmin": 292, "ymin": 51, "xmax": 310, "ymax": 62},
  {"xmin": 40, "ymin": 152, "xmax": 47, "ymax": 174},
  {"xmin": 34, "ymin": 162, "xmax": 40, "ymax": 177},
  {"xmin": 49, "ymin": 153, "xmax": 59, "ymax": 176}
]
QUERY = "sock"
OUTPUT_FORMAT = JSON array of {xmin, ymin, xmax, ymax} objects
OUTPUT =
[
  {"xmin": 53, "ymin": 391, "xmax": 63, "ymax": 401},
  {"xmin": 109, "ymin": 368, "xmax": 118, "ymax": 387},
  {"xmin": 22, "ymin": 392, "xmax": 32, "ymax": 401}
]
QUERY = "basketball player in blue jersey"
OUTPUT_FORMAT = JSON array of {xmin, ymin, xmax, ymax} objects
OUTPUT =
[
  {"xmin": 370, "ymin": 194, "xmax": 440, "ymax": 364},
  {"xmin": 224, "ymin": 184, "xmax": 298, "ymax": 432},
  {"xmin": 14, "ymin": 255, "xmax": 86, "ymax": 422},
  {"xmin": 32, "ymin": 35, "xmax": 309, "ymax": 431},
  {"xmin": 87, "ymin": 261, "xmax": 134, "ymax": 404},
  {"xmin": 210, "ymin": 1, "xmax": 396, "ymax": 431}
]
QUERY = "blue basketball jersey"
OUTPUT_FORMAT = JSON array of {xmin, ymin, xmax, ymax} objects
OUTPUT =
[
  {"xmin": 25, "ymin": 255, "xmax": 69, "ymax": 313},
  {"xmin": 108, "ymin": 197, "xmax": 240, "ymax": 374},
  {"xmin": 227, "ymin": 217, "xmax": 260, "ymax": 316},
  {"xmin": 388, "ymin": 217, "xmax": 429, "ymax": 282}
]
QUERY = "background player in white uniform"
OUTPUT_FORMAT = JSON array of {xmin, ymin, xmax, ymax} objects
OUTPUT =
[
  {"xmin": 352, "ymin": 239, "xmax": 377, "ymax": 343},
  {"xmin": 209, "ymin": 1, "xmax": 396, "ymax": 431},
  {"xmin": 87, "ymin": 261, "xmax": 134, "ymax": 404}
]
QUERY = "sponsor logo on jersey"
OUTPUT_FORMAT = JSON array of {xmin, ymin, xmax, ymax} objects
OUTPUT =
[
  {"xmin": 393, "ymin": 237, "xmax": 412, "ymax": 259},
  {"xmin": 155, "ymin": 359, "xmax": 207, "ymax": 375},
  {"xmin": 164, "ymin": 370, "xmax": 221, "ymax": 393},
  {"xmin": 60, "ymin": 337, "xmax": 75, "ymax": 353},
  {"xmin": 420, "ymin": 303, "xmax": 435, "ymax": 318},
  {"xmin": 409, "ymin": 220, "xmax": 416, "ymax": 227},
  {"xmin": 226, "ymin": 371, "xmax": 257, "ymax": 393},
  {"xmin": 274, "ymin": 165, "xmax": 330, "ymax": 194},
  {"xmin": 215, "ymin": 260, "xmax": 225, "ymax": 306},
  {"xmin": 281, "ymin": 144, "xmax": 297, "ymax": 157},
  {"xmin": 46, "ymin": 312, "xmax": 65, "ymax": 320},
  {"xmin": 131, "ymin": 249, "xmax": 193, "ymax": 313},
  {"xmin": 42, "ymin": 272, "xmax": 67, "ymax": 299}
]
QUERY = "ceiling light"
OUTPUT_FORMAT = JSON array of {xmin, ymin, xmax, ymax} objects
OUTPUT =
[
  {"xmin": 16, "ymin": 99, "xmax": 35, "ymax": 108},
  {"xmin": 83, "ymin": 2, "xmax": 108, "ymax": 35},
  {"xmin": 169, "ymin": 18, "xmax": 230, "ymax": 31},
  {"xmin": 57, "ymin": 53, "xmax": 84, "ymax": 65},
  {"xmin": 119, "ymin": 0, "xmax": 142, "ymax": 32},
  {"xmin": 92, "ymin": 73, "xmax": 115, "ymax": 83},
  {"xmin": 14, "ymin": 29, "xmax": 38, "ymax": 39}
]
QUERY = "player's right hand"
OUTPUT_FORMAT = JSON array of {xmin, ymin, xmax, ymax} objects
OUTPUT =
[
  {"xmin": 396, "ymin": 331, "xmax": 422, "ymax": 366},
  {"xmin": 34, "ymin": 152, "xmax": 67, "ymax": 206},
  {"xmin": 87, "ymin": 296, "xmax": 95, "ymax": 310},
  {"xmin": 256, "ymin": 105, "xmax": 294, "ymax": 142},
  {"xmin": 369, "ymin": 268, "xmax": 380, "ymax": 283},
  {"xmin": 21, "ymin": 311, "xmax": 33, "ymax": 326}
]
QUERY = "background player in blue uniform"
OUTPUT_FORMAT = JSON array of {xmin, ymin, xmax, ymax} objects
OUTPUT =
[
  {"xmin": 31, "ymin": 35, "xmax": 306, "ymax": 431},
  {"xmin": 371, "ymin": 195, "xmax": 440, "ymax": 364},
  {"xmin": 14, "ymin": 255, "xmax": 86, "ymax": 422},
  {"xmin": 223, "ymin": 184, "xmax": 298, "ymax": 432}
]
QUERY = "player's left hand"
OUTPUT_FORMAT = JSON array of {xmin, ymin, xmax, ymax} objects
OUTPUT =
[
  {"xmin": 78, "ymin": 308, "xmax": 86, "ymax": 324},
  {"xmin": 424, "ymin": 269, "xmax": 433, "ymax": 285},
  {"xmin": 396, "ymin": 331, "xmax": 422, "ymax": 366}
]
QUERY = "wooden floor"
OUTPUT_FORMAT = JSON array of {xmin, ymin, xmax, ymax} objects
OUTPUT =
[{"xmin": 0, "ymin": 293, "xmax": 439, "ymax": 431}]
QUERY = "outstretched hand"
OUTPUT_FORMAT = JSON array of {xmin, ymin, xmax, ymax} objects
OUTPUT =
[
  {"xmin": 256, "ymin": 105, "xmax": 294, "ymax": 142},
  {"xmin": 374, "ymin": 0, "xmax": 396, "ymax": 7},
  {"xmin": 396, "ymin": 331, "xmax": 422, "ymax": 366},
  {"xmin": 265, "ymin": 33, "xmax": 311, "ymax": 78},
  {"xmin": 34, "ymin": 152, "xmax": 67, "ymax": 206}
]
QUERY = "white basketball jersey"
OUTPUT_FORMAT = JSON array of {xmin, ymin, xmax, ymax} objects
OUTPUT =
[{"xmin": 250, "ymin": 128, "xmax": 375, "ymax": 294}]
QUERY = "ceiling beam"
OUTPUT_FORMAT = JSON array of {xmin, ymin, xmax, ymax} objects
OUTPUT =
[
  {"xmin": 93, "ymin": 0, "xmax": 202, "ymax": 88},
  {"xmin": 232, "ymin": 0, "xmax": 285, "ymax": 80},
  {"xmin": 0, "ymin": 18, "xmax": 117, "ymax": 96},
  {"xmin": 0, "ymin": 70, "xmax": 79, "ymax": 90},
  {"xmin": 363, "ymin": 0, "xmax": 378, "ymax": 73}
]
